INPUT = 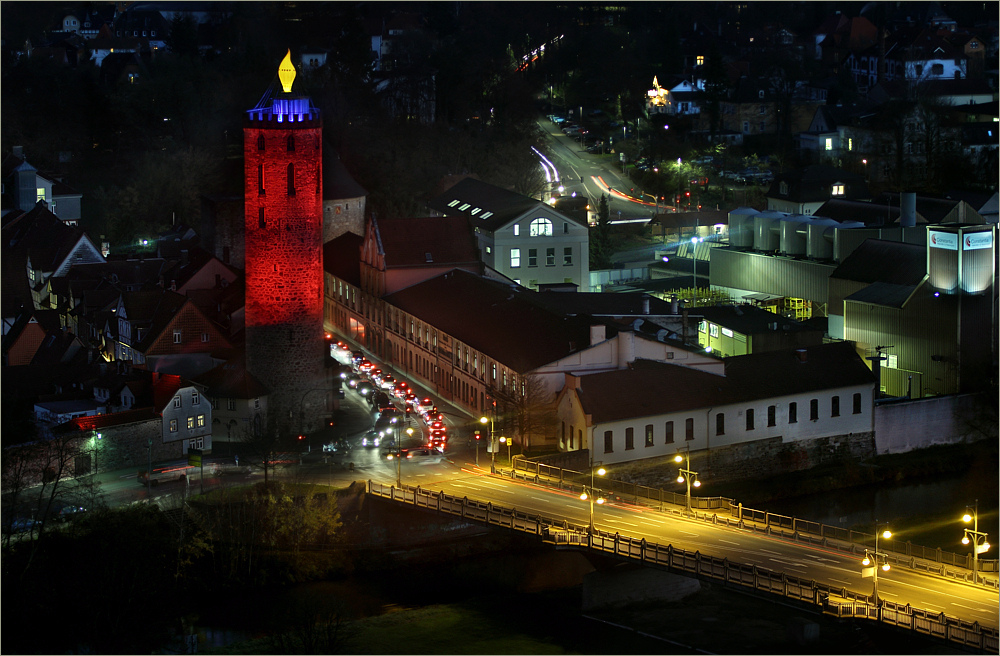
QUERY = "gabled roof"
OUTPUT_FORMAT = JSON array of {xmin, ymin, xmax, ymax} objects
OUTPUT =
[
  {"xmin": 426, "ymin": 177, "xmax": 563, "ymax": 232},
  {"xmin": 874, "ymin": 192, "xmax": 968, "ymax": 224},
  {"xmin": 373, "ymin": 216, "xmax": 480, "ymax": 269},
  {"xmin": 845, "ymin": 281, "xmax": 919, "ymax": 308},
  {"xmin": 150, "ymin": 373, "xmax": 186, "ymax": 412},
  {"xmin": 574, "ymin": 341, "xmax": 873, "ymax": 424},
  {"xmin": 323, "ymin": 232, "xmax": 363, "ymax": 286},
  {"xmin": 831, "ymin": 239, "xmax": 926, "ymax": 285},
  {"xmin": 194, "ymin": 358, "xmax": 270, "ymax": 399},
  {"xmin": 55, "ymin": 408, "xmax": 159, "ymax": 434},
  {"xmin": 323, "ymin": 147, "xmax": 368, "ymax": 201},
  {"xmin": 383, "ymin": 269, "xmax": 596, "ymax": 373}
]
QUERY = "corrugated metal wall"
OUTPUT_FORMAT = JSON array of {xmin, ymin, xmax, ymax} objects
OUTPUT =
[
  {"xmin": 710, "ymin": 249, "xmax": 834, "ymax": 304},
  {"xmin": 844, "ymin": 290, "xmax": 960, "ymax": 397}
]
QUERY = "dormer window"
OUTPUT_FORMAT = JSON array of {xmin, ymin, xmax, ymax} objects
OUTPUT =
[
  {"xmin": 779, "ymin": 181, "xmax": 789, "ymax": 195},
  {"xmin": 831, "ymin": 183, "xmax": 845, "ymax": 196},
  {"xmin": 513, "ymin": 224, "xmax": 519, "ymax": 236}
]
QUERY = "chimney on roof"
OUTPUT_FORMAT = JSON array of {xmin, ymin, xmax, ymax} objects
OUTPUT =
[
  {"xmin": 590, "ymin": 324, "xmax": 607, "ymax": 346},
  {"xmin": 795, "ymin": 349, "xmax": 808, "ymax": 363}
]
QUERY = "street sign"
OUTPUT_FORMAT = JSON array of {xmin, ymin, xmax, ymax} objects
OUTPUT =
[{"xmin": 188, "ymin": 448, "xmax": 202, "ymax": 467}]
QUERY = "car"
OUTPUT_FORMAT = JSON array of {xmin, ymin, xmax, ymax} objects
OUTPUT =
[
  {"xmin": 48, "ymin": 502, "xmax": 87, "ymax": 521},
  {"xmin": 417, "ymin": 397, "xmax": 434, "ymax": 413},
  {"xmin": 358, "ymin": 360, "xmax": 375, "ymax": 374},
  {"xmin": 379, "ymin": 374, "xmax": 396, "ymax": 391},
  {"xmin": 427, "ymin": 436, "xmax": 447, "ymax": 449},
  {"xmin": 370, "ymin": 390, "xmax": 394, "ymax": 412},
  {"xmin": 346, "ymin": 374, "xmax": 363, "ymax": 389},
  {"xmin": 428, "ymin": 420, "xmax": 446, "ymax": 431},
  {"xmin": 356, "ymin": 380, "xmax": 375, "ymax": 398},
  {"xmin": 3, "ymin": 516, "xmax": 38, "ymax": 534},
  {"xmin": 429, "ymin": 429, "xmax": 448, "ymax": 441},
  {"xmin": 403, "ymin": 391, "xmax": 417, "ymax": 406},
  {"xmin": 395, "ymin": 447, "xmax": 445, "ymax": 463},
  {"xmin": 393, "ymin": 382, "xmax": 410, "ymax": 399},
  {"xmin": 351, "ymin": 350, "xmax": 364, "ymax": 365},
  {"xmin": 361, "ymin": 430, "xmax": 386, "ymax": 447},
  {"xmin": 422, "ymin": 411, "xmax": 444, "ymax": 424}
]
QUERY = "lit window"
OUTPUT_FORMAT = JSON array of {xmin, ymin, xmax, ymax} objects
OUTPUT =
[
  {"xmin": 832, "ymin": 183, "xmax": 845, "ymax": 195},
  {"xmin": 513, "ymin": 224, "xmax": 519, "ymax": 236},
  {"xmin": 696, "ymin": 55, "xmax": 704, "ymax": 66},
  {"xmin": 197, "ymin": 414, "xmax": 205, "ymax": 427},
  {"xmin": 510, "ymin": 248, "xmax": 521, "ymax": 268},
  {"xmin": 36, "ymin": 188, "xmax": 46, "ymax": 202},
  {"xmin": 825, "ymin": 138, "xmax": 833, "ymax": 151},
  {"xmin": 170, "ymin": 419, "xmax": 178, "ymax": 432},
  {"xmin": 709, "ymin": 324, "xmax": 719, "ymax": 338},
  {"xmin": 644, "ymin": 424, "xmax": 654, "ymax": 447},
  {"xmin": 447, "ymin": 200, "xmax": 460, "ymax": 207},
  {"xmin": 458, "ymin": 203, "xmax": 471, "ymax": 211},
  {"xmin": 187, "ymin": 416, "xmax": 195, "ymax": 429},
  {"xmin": 546, "ymin": 248, "xmax": 555, "ymax": 266},
  {"xmin": 529, "ymin": 218, "xmax": 553, "ymax": 236},
  {"xmin": 470, "ymin": 208, "xmax": 481, "ymax": 215},
  {"xmin": 847, "ymin": 138, "xmax": 853, "ymax": 151}
]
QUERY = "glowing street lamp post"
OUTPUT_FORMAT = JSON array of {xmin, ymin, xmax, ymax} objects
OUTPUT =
[
  {"xmin": 674, "ymin": 448, "xmax": 700, "ymax": 516},
  {"xmin": 862, "ymin": 526, "xmax": 893, "ymax": 609},
  {"xmin": 499, "ymin": 436, "xmax": 511, "ymax": 465},
  {"xmin": 580, "ymin": 458, "xmax": 606, "ymax": 534},
  {"xmin": 480, "ymin": 415, "xmax": 496, "ymax": 473},
  {"xmin": 690, "ymin": 236, "xmax": 703, "ymax": 306},
  {"xmin": 962, "ymin": 500, "xmax": 991, "ymax": 584}
]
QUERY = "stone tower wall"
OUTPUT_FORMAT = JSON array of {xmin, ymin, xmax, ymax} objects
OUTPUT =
[{"xmin": 243, "ymin": 112, "xmax": 329, "ymax": 436}]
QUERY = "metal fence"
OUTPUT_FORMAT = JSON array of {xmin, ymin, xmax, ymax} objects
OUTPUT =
[
  {"xmin": 368, "ymin": 480, "xmax": 998, "ymax": 653},
  {"xmin": 509, "ymin": 459, "xmax": 999, "ymax": 582}
]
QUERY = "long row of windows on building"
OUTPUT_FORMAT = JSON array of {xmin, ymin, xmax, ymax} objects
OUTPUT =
[
  {"xmin": 510, "ymin": 247, "xmax": 573, "ymax": 268},
  {"xmin": 590, "ymin": 393, "xmax": 863, "ymax": 453}
]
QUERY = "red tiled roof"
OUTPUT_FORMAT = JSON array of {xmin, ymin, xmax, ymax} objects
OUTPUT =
[{"xmin": 59, "ymin": 407, "xmax": 159, "ymax": 433}]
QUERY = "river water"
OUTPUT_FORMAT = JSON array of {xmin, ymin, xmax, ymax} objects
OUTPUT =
[{"xmin": 763, "ymin": 470, "xmax": 999, "ymax": 555}]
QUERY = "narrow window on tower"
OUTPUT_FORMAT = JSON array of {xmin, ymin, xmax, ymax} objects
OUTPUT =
[
  {"xmin": 258, "ymin": 207, "xmax": 266, "ymax": 229},
  {"xmin": 287, "ymin": 163, "xmax": 295, "ymax": 196},
  {"xmin": 287, "ymin": 135, "xmax": 295, "ymax": 152},
  {"xmin": 257, "ymin": 134, "xmax": 265, "ymax": 151},
  {"xmin": 258, "ymin": 164, "xmax": 264, "ymax": 195}
]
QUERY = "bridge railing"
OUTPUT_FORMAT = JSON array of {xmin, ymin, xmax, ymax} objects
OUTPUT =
[
  {"xmin": 507, "ymin": 460, "xmax": 999, "ymax": 584},
  {"xmin": 367, "ymin": 480, "xmax": 998, "ymax": 653}
]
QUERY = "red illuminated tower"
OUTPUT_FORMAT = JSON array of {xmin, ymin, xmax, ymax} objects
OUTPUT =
[{"xmin": 244, "ymin": 51, "xmax": 328, "ymax": 436}]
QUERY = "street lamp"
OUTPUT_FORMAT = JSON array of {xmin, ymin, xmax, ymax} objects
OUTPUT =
[
  {"xmin": 581, "ymin": 458, "xmax": 606, "ymax": 534},
  {"xmin": 962, "ymin": 500, "xmax": 991, "ymax": 584},
  {"xmin": 862, "ymin": 526, "xmax": 893, "ymax": 608},
  {"xmin": 499, "ymin": 436, "xmax": 511, "ymax": 465},
  {"xmin": 673, "ymin": 447, "xmax": 701, "ymax": 516},
  {"xmin": 480, "ymin": 415, "xmax": 495, "ymax": 473}
]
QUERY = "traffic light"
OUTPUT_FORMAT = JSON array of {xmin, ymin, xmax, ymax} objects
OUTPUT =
[
  {"xmin": 685, "ymin": 191, "xmax": 691, "ymax": 198},
  {"xmin": 474, "ymin": 430, "xmax": 481, "ymax": 441},
  {"xmin": 298, "ymin": 434, "xmax": 305, "ymax": 441},
  {"xmin": 405, "ymin": 405, "xmax": 411, "ymax": 417}
]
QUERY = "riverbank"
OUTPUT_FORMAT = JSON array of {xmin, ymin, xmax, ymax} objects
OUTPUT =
[
  {"xmin": 707, "ymin": 440, "xmax": 997, "ymax": 507},
  {"xmin": 198, "ymin": 551, "xmax": 967, "ymax": 655}
]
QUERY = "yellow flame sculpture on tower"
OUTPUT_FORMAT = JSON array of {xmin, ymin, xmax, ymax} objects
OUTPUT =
[{"xmin": 278, "ymin": 49, "xmax": 296, "ymax": 93}]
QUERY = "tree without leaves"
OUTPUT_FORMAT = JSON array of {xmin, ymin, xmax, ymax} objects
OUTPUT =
[{"xmin": 508, "ymin": 374, "xmax": 561, "ymax": 453}]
